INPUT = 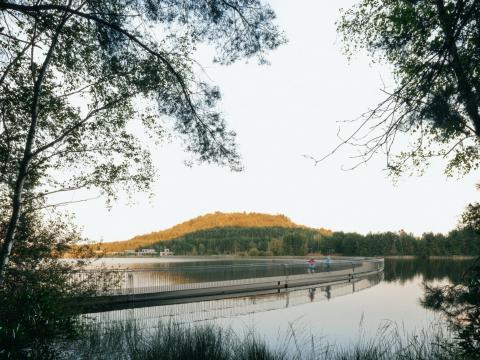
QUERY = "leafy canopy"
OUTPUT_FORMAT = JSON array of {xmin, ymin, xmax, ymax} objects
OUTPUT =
[
  {"xmin": 0, "ymin": 0, "xmax": 286, "ymax": 204},
  {"xmin": 336, "ymin": 0, "xmax": 480, "ymax": 176}
]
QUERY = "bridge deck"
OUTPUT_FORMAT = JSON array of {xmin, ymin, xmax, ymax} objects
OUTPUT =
[{"xmin": 75, "ymin": 258, "xmax": 384, "ymax": 312}]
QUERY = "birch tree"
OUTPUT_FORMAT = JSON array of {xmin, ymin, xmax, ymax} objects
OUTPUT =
[{"xmin": 0, "ymin": 0, "xmax": 285, "ymax": 283}]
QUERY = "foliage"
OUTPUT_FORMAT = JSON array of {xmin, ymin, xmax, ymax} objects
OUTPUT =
[
  {"xmin": 335, "ymin": 1, "xmax": 480, "ymax": 353},
  {"xmin": 422, "ymin": 260, "xmax": 480, "ymax": 358},
  {"xmin": 422, "ymin": 203, "xmax": 480, "ymax": 358},
  {"xmin": 142, "ymin": 225, "xmax": 480, "ymax": 257},
  {"xmin": 100, "ymin": 212, "xmax": 331, "ymax": 253},
  {"xmin": 321, "ymin": 230, "xmax": 480, "ymax": 257},
  {"xmin": 248, "ymin": 247, "xmax": 261, "ymax": 256},
  {"xmin": 334, "ymin": 0, "xmax": 480, "ymax": 176},
  {"xmin": 0, "ymin": 204, "xmax": 92, "ymax": 358},
  {"xmin": 0, "ymin": 0, "xmax": 285, "ymax": 279},
  {"xmin": 282, "ymin": 233, "xmax": 307, "ymax": 256},
  {"xmin": 0, "ymin": 5, "xmax": 285, "ymax": 353},
  {"xmin": 145, "ymin": 226, "xmax": 325, "ymax": 256},
  {"xmin": 460, "ymin": 202, "xmax": 480, "ymax": 231}
]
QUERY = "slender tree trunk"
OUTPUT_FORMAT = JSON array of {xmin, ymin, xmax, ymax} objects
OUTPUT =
[
  {"xmin": 436, "ymin": 0, "xmax": 480, "ymax": 137},
  {"xmin": 0, "ymin": 13, "xmax": 69, "ymax": 285}
]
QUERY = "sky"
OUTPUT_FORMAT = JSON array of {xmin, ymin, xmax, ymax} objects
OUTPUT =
[{"xmin": 70, "ymin": 0, "xmax": 479, "ymax": 242}]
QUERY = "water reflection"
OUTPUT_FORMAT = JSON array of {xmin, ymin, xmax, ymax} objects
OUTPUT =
[
  {"xmin": 81, "ymin": 258, "xmax": 478, "ymax": 349},
  {"xmin": 81, "ymin": 259, "xmax": 472, "ymax": 334},
  {"xmin": 90, "ymin": 259, "xmax": 354, "ymax": 287},
  {"xmin": 384, "ymin": 258, "xmax": 474, "ymax": 284},
  {"xmin": 84, "ymin": 273, "xmax": 383, "ymax": 330}
]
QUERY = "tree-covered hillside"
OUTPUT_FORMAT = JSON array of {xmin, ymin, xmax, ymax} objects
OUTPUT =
[
  {"xmin": 149, "ymin": 226, "xmax": 326, "ymax": 256},
  {"xmin": 150, "ymin": 228, "xmax": 480, "ymax": 257},
  {"xmin": 98, "ymin": 212, "xmax": 331, "ymax": 253},
  {"xmin": 97, "ymin": 212, "xmax": 480, "ymax": 257}
]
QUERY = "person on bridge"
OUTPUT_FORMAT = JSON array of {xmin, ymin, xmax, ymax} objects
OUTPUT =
[
  {"xmin": 324, "ymin": 255, "xmax": 332, "ymax": 271},
  {"xmin": 307, "ymin": 258, "xmax": 316, "ymax": 273}
]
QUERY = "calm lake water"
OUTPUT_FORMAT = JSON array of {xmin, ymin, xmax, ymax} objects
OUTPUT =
[{"xmin": 85, "ymin": 257, "xmax": 473, "ymax": 350}]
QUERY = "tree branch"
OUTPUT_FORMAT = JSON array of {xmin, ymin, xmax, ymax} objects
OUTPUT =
[
  {"xmin": 0, "ymin": 1, "xmax": 233, "ymax": 157},
  {"xmin": 31, "ymin": 92, "xmax": 136, "ymax": 157}
]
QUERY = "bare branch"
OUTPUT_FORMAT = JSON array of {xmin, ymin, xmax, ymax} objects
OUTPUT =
[{"xmin": 27, "ymin": 195, "xmax": 102, "ymax": 212}]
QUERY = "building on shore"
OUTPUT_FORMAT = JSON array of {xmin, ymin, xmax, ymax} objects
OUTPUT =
[
  {"xmin": 160, "ymin": 248, "xmax": 174, "ymax": 256},
  {"xmin": 138, "ymin": 248, "xmax": 157, "ymax": 255}
]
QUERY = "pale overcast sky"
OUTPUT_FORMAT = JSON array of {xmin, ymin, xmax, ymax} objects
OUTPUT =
[{"xmin": 70, "ymin": 0, "xmax": 479, "ymax": 242}]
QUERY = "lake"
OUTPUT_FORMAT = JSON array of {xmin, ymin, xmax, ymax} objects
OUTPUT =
[{"xmin": 84, "ymin": 257, "xmax": 473, "ymax": 351}]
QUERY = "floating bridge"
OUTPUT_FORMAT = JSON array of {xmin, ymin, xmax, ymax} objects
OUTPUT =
[
  {"xmin": 85, "ymin": 273, "xmax": 383, "ymax": 329},
  {"xmin": 75, "ymin": 257, "xmax": 384, "ymax": 312}
]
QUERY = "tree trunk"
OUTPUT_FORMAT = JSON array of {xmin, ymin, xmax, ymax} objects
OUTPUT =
[
  {"xmin": 436, "ymin": 0, "xmax": 480, "ymax": 137},
  {"xmin": 0, "ymin": 13, "xmax": 69, "ymax": 285}
]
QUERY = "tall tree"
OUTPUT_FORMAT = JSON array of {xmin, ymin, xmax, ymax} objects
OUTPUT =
[
  {"xmin": 0, "ymin": 0, "xmax": 285, "ymax": 283},
  {"xmin": 318, "ymin": 0, "xmax": 480, "ymax": 176},
  {"xmin": 334, "ymin": 3, "xmax": 480, "ymax": 353}
]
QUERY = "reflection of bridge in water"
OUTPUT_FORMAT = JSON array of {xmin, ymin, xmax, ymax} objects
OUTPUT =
[
  {"xmin": 76, "ymin": 257, "xmax": 384, "ymax": 313},
  {"xmin": 83, "ymin": 272, "xmax": 383, "ymax": 330}
]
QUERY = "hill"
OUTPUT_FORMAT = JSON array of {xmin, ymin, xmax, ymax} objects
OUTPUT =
[
  {"xmin": 146, "ymin": 226, "xmax": 330, "ymax": 256},
  {"xmin": 97, "ymin": 212, "xmax": 332, "ymax": 253}
]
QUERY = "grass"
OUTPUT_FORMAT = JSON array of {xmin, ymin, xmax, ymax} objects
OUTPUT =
[
  {"xmin": 66, "ymin": 321, "xmax": 282, "ymax": 360},
  {"xmin": 64, "ymin": 320, "xmax": 468, "ymax": 360}
]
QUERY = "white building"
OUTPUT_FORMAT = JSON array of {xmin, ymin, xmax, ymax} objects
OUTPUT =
[
  {"xmin": 160, "ymin": 248, "xmax": 174, "ymax": 256},
  {"xmin": 139, "ymin": 248, "xmax": 157, "ymax": 255}
]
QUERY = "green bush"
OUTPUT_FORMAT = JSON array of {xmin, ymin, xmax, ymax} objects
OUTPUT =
[
  {"xmin": 248, "ymin": 247, "xmax": 260, "ymax": 256},
  {"xmin": 0, "ymin": 209, "xmax": 92, "ymax": 359}
]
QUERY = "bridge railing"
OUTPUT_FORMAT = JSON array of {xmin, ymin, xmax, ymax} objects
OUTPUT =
[
  {"xmin": 73, "ymin": 258, "xmax": 384, "ymax": 297},
  {"xmin": 84, "ymin": 273, "xmax": 384, "ymax": 329}
]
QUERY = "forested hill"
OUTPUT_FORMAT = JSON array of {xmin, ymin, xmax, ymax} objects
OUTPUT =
[
  {"xmin": 149, "ymin": 227, "xmax": 327, "ymax": 256},
  {"xmin": 97, "ymin": 212, "xmax": 331, "ymax": 253},
  {"xmin": 147, "ymin": 228, "xmax": 480, "ymax": 257}
]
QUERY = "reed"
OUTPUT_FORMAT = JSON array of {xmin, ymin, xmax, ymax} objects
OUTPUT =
[{"xmin": 65, "ymin": 320, "xmax": 466, "ymax": 360}]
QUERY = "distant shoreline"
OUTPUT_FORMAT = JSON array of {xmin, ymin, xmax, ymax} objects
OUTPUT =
[{"xmin": 383, "ymin": 255, "xmax": 476, "ymax": 259}]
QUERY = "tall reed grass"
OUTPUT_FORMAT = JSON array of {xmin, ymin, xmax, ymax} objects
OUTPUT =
[{"xmin": 64, "ymin": 319, "xmax": 466, "ymax": 360}]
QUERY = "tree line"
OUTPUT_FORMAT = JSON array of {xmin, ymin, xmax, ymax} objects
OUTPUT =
[{"xmin": 147, "ymin": 227, "xmax": 480, "ymax": 257}]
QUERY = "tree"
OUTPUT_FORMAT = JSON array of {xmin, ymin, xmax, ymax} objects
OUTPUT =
[
  {"xmin": 0, "ymin": 0, "xmax": 286, "ymax": 282},
  {"xmin": 460, "ymin": 202, "xmax": 480, "ymax": 231},
  {"xmin": 423, "ymin": 259, "xmax": 480, "ymax": 358},
  {"xmin": 282, "ymin": 233, "xmax": 307, "ymax": 256},
  {"xmin": 0, "ymin": 201, "xmax": 93, "ymax": 357},
  {"xmin": 421, "ymin": 198, "xmax": 480, "ymax": 357},
  {"xmin": 330, "ymin": 6, "xmax": 480, "ymax": 351},
  {"xmin": 267, "ymin": 238, "xmax": 284, "ymax": 256},
  {"xmin": 314, "ymin": 0, "xmax": 480, "ymax": 176}
]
